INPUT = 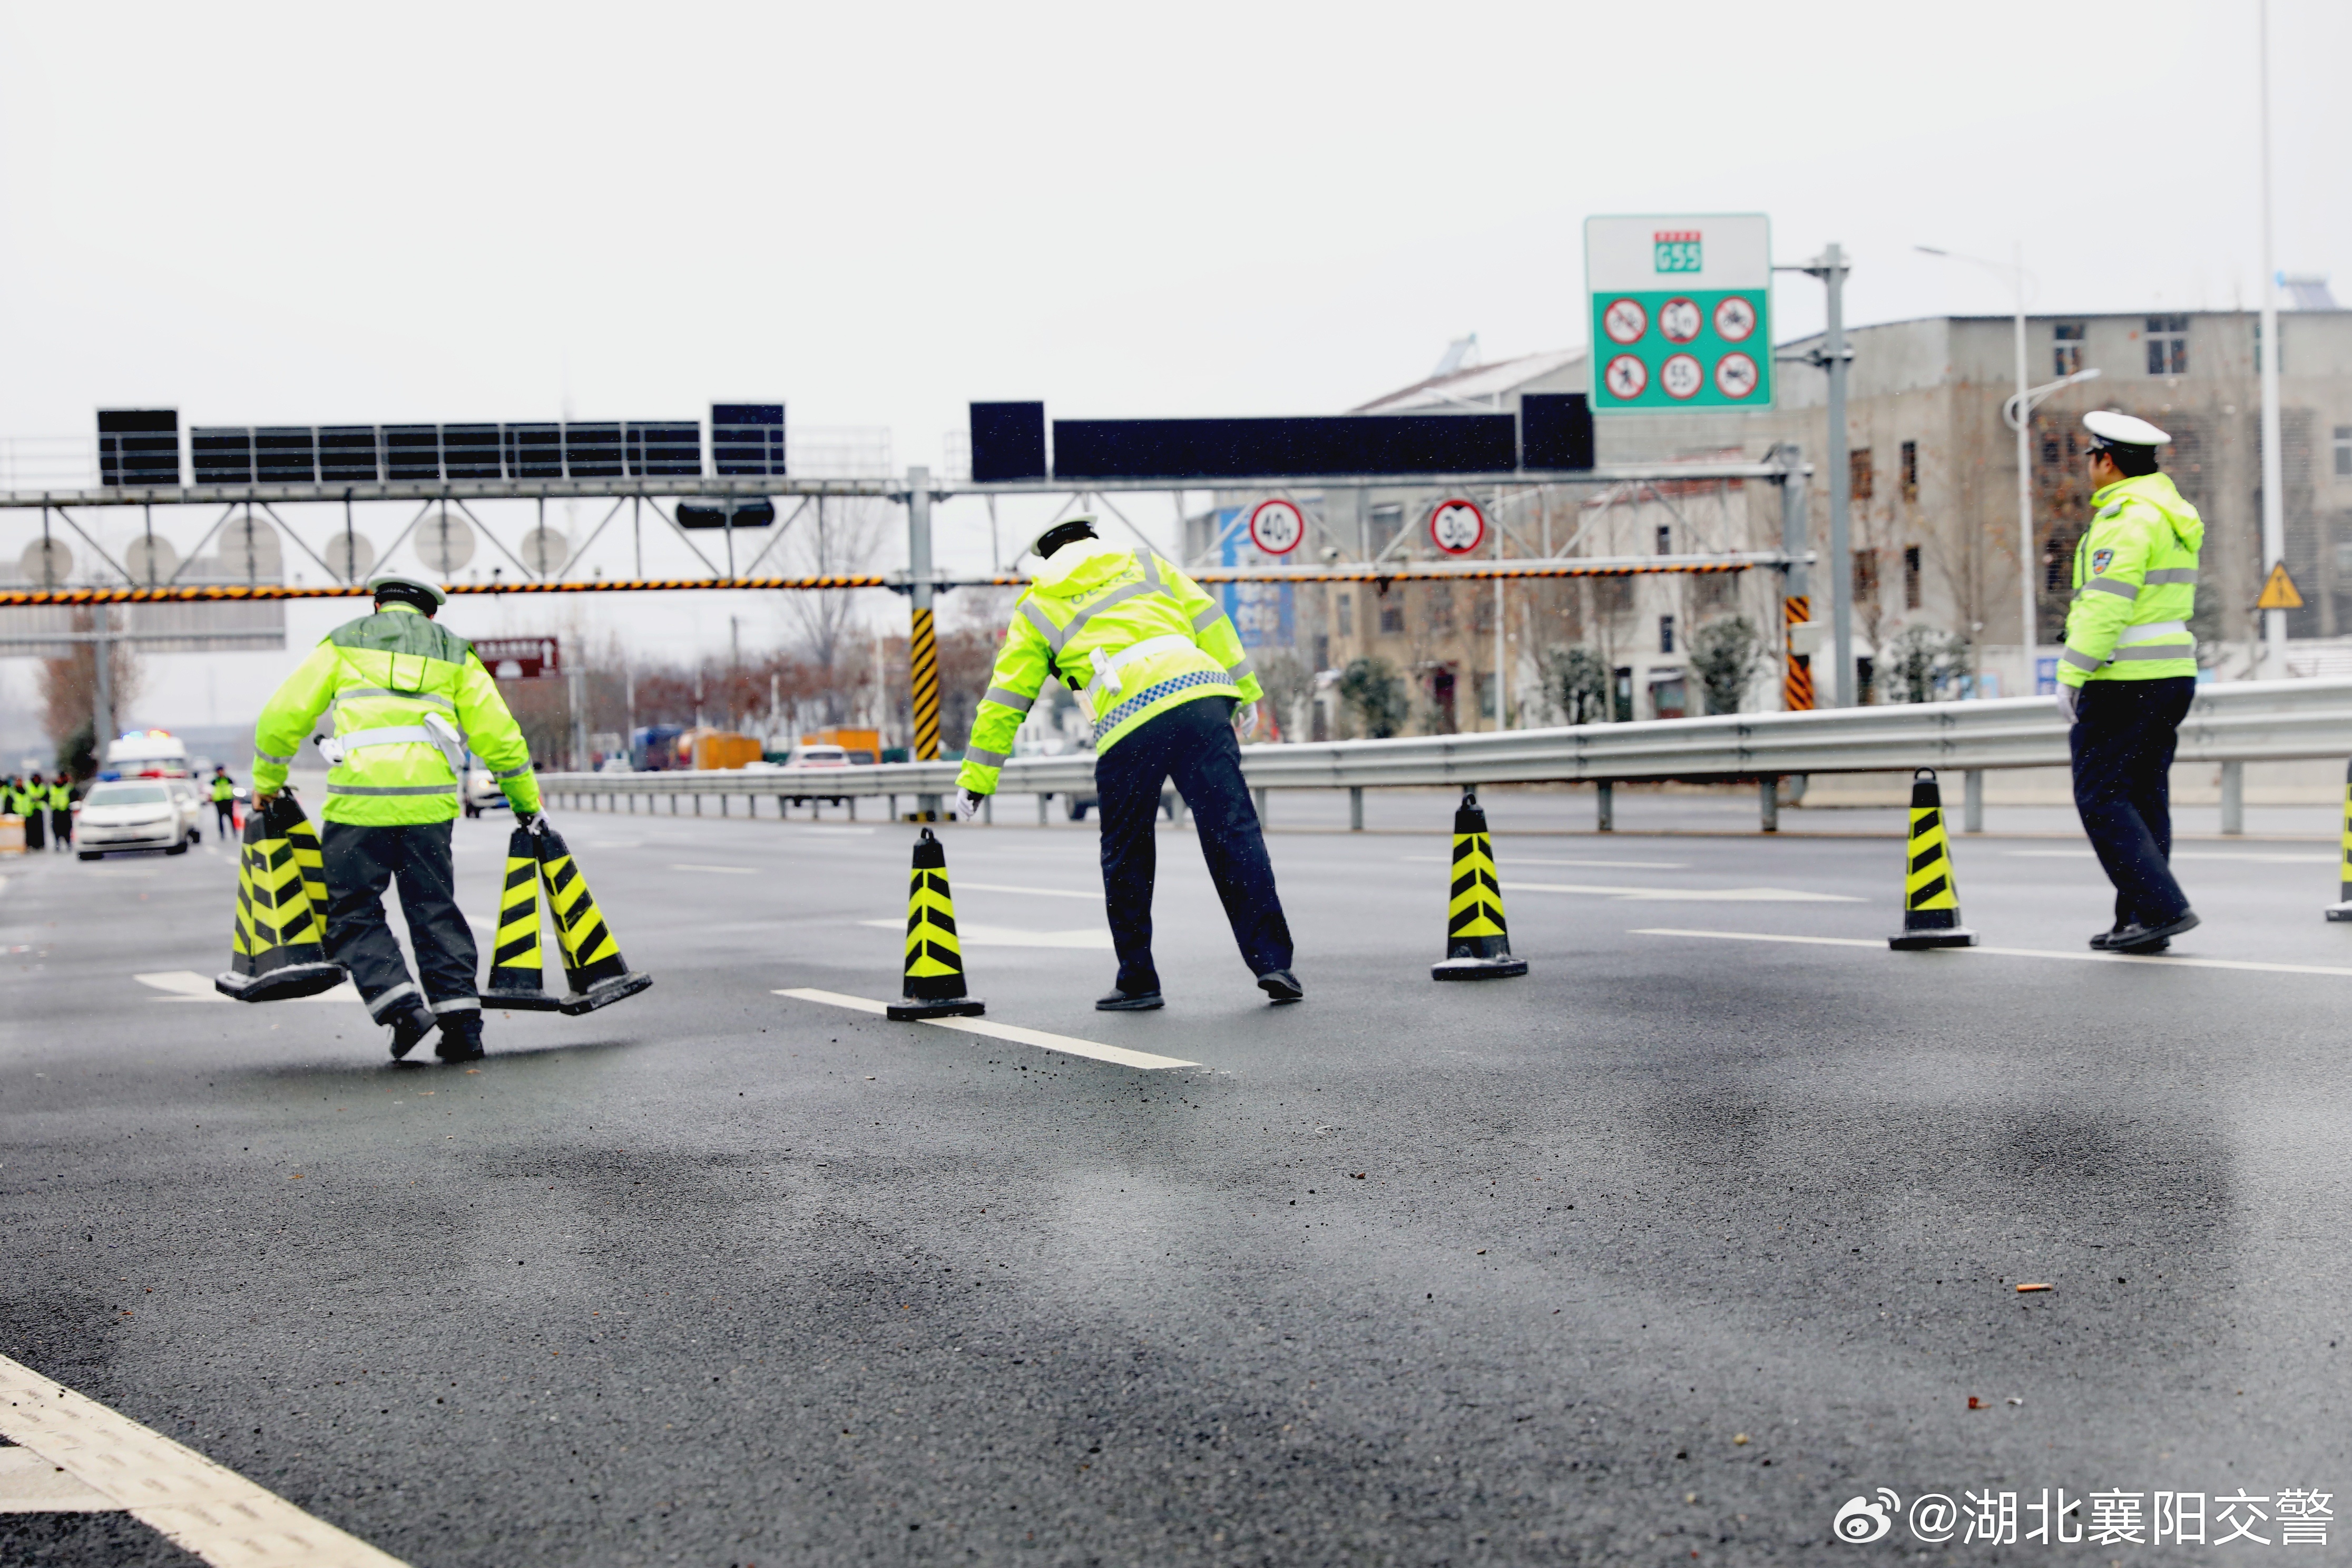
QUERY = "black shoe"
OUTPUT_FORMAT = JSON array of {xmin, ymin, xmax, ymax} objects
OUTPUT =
[
  {"xmin": 435, "ymin": 1011, "xmax": 486, "ymax": 1062},
  {"xmin": 386, "ymin": 1003, "xmax": 440, "ymax": 1061},
  {"xmin": 1257, "ymin": 969, "xmax": 1304, "ymax": 1003},
  {"xmin": 2109, "ymin": 910, "xmax": 2198, "ymax": 955},
  {"xmin": 2089, "ymin": 927, "xmax": 2168, "ymax": 953},
  {"xmin": 1096, "ymin": 988, "xmax": 1165, "ymax": 1012}
]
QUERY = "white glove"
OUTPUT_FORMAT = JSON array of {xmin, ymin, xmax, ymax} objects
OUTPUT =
[
  {"xmin": 1234, "ymin": 702, "xmax": 1260, "ymax": 741},
  {"xmin": 2055, "ymin": 684, "xmax": 2080, "ymax": 725},
  {"xmin": 956, "ymin": 789, "xmax": 986, "ymax": 822}
]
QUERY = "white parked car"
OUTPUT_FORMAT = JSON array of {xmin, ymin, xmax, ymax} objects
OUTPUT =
[
  {"xmin": 462, "ymin": 760, "xmax": 508, "ymax": 818},
  {"xmin": 75, "ymin": 780, "xmax": 201, "ymax": 859}
]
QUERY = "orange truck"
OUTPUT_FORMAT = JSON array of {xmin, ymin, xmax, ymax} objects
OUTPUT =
[
  {"xmin": 797, "ymin": 728, "xmax": 880, "ymax": 765},
  {"xmin": 675, "ymin": 728, "xmax": 765, "ymax": 770}
]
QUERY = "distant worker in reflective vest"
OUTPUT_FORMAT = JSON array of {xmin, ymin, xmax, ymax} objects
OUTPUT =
[
  {"xmin": 250, "ymin": 574, "xmax": 543, "ymax": 1062},
  {"xmin": 955, "ymin": 516, "xmax": 1299, "ymax": 1010},
  {"xmin": 210, "ymin": 765, "xmax": 237, "ymax": 837},
  {"xmin": 47, "ymin": 772, "xmax": 73, "ymax": 851},
  {"xmin": 2055, "ymin": 411, "xmax": 2203, "ymax": 954},
  {"xmin": 14, "ymin": 772, "xmax": 43, "ymax": 852}
]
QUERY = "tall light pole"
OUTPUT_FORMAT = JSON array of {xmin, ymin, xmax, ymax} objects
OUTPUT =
[
  {"xmin": 2257, "ymin": 0, "xmax": 2287, "ymax": 677},
  {"xmin": 1917, "ymin": 243, "xmax": 2044, "ymax": 694}
]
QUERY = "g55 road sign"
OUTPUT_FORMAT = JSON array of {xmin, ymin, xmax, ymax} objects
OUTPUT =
[{"xmin": 1585, "ymin": 214, "xmax": 1772, "ymax": 414}]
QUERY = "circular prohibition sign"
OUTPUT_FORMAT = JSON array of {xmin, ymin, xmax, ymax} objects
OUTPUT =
[
  {"xmin": 1660, "ymin": 352, "xmax": 1706, "ymax": 400},
  {"xmin": 1247, "ymin": 497, "xmax": 1306, "ymax": 556},
  {"xmin": 1602, "ymin": 353, "xmax": 1649, "ymax": 400},
  {"xmin": 1714, "ymin": 352, "xmax": 1761, "ymax": 400},
  {"xmin": 1712, "ymin": 295, "xmax": 1759, "ymax": 342},
  {"xmin": 1601, "ymin": 297, "xmax": 1649, "ymax": 345},
  {"xmin": 1658, "ymin": 297, "xmax": 1702, "ymax": 344},
  {"xmin": 1429, "ymin": 497, "xmax": 1487, "ymax": 555}
]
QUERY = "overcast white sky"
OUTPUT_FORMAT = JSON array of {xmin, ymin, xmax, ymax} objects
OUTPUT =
[{"xmin": 2, "ymin": 0, "xmax": 2346, "ymax": 743}]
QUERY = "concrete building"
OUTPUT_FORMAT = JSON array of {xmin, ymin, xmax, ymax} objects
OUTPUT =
[{"xmin": 1194, "ymin": 303, "xmax": 2352, "ymax": 736}]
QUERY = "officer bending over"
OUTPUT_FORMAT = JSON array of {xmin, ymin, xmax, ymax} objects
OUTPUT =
[
  {"xmin": 957, "ymin": 517, "xmax": 1300, "ymax": 1010},
  {"xmin": 250, "ymin": 574, "xmax": 543, "ymax": 1061}
]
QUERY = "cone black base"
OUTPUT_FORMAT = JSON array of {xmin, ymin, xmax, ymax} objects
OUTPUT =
[
  {"xmin": 1432, "ymin": 955, "xmax": 1530, "ymax": 981},
  {"xmin": 483, "ymin": 985, "xmax": 568, "ymax": 1012},
  {"xmin": 2328, "ymin": 903, "xmax": 2352, "ymax": 923},
  {"xmin": 214, "ymin": 961, "xmax": 347, "ymax": 1002},
  {"xmin": 1889, "ymin": 927, "xmax": 1976, "ymax": 950},
  {"xmin": 558, "ymin": 972, "xmax": 655, "ymax": 1016},
  {"xmin": 887, "ymin": 995, "xmax": 985, "ymax": 1021}
]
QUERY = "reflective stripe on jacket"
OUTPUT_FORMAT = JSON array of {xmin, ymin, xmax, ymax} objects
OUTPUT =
[
  {"xmin": 2059, "ymin": 472, "xmax": 2204, "ymax": 687},
  {"xmin": 251, "ymin": 603, "xmax": 542, "ymax": 826},
  {"xmin": 956, "ymin": 539, "xmax": 1265, "ymax": 796}
]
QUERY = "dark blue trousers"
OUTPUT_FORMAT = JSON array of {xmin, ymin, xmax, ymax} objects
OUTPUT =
[
  {"xmin": 321, "ymin": 820, "xmax": 479, "ymax": 1020},
  {"xmin": 1095, "ymin": 696, "xmax": 1293, "ymax": 992},
  {"xmin": 2070, "ymin": 677, "xmax": 2196, "ymax": 927}
]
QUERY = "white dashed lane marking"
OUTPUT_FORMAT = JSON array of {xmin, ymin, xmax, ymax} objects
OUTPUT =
[
  {"xmin": 0, "ymin": 1351, "xmax": 409, "ymax": 1563},
  {"xmin": 1633, "ymin": 927, "xmax": 2352, "ymax": 977},
  {"xmin": 776, "ymin": 987, "xmax": 1198, "ymax": 1071}
]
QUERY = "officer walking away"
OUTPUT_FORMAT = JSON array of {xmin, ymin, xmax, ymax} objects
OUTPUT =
[
  {"xmin": 956, "ymin": 516, "xmax": 1300, "ymax": 1010},
  {"xmin": 2056, "ymin": 411, "xmax": 2203, "ymax": 954},
  {"xmin": 47, "ymin": 771, "xmax": 73, "ymax": 851},
  {"xmin": 16, "ymin": 771, "xmax": 44, "ymax": 852},
  {"xmin": 250, "ymin": 573, "xmax": 543, "ymax": 1062},
  {"xmin": 209, "ymin": 765, "xmax": 237, "ymax": 838}
]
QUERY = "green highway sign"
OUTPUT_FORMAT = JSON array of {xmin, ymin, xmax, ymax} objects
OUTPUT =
[{"xmin": 1585, "ymin": 214, "xmax": 1772, "ymax": 413}]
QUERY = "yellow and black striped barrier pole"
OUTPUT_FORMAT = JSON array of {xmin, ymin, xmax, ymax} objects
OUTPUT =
[
  {"xmin": 1433, "ymin": 789, "xmax": 1528, "ymax": 979},
  {"xmin": 214, "ymin": 792, "xmax": 347, "ymax": 1001},
  {"xmin": 2326, "ymin": 760, "xmax": 2352, "ymax": 922},
  {"xmin": 1782, "ymin": 594, "xmax": 1814, "ymax": 712},
  {"xmin": 909, "ymin": 605, "xmax": 943, "ymax": 763},
  {"xmin": 1889, "ymin": 768, "xmax": 1976, "ymax": 949},
  {"xmin": 888, "ymin": 828, "xmax": 985, "ymax": 1020}
]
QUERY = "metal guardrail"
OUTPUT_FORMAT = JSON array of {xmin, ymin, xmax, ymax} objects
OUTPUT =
[{"xmin": 532, "ymin": 680, "xmax": 2352, "ymax": 810}]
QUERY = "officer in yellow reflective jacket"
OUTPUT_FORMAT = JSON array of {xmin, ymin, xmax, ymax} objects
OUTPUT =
[
  {"xmin": 47, "ymin": 773, "xmax": 73, "ymax": 852},
  {"xmin": 209, "ymin": 766, "xmax": 236, "ymax": 838},
  {"xmin": 251, "ymin": 574, "xmax": 542, "ymax": 1061},
  {"xmin": 956, "ymin": 517, "xmax": 1300, "ymax": 1010},
  {"xmin": 2056, "ymin": 411, "xmax": 2203, "ymax": 954}
]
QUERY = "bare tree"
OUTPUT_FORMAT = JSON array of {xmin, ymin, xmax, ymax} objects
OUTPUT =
[
  {"xmin": 777, "ymin": 498, "xmax": 891, "ymax": 718},
  {"xmin": 38, "ymin": 611, "xmax": 141, "ymax": 773}
]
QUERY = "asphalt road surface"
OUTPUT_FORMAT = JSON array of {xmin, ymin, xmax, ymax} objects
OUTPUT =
[{"xmin": 4, "ymin": 791, "xmax": 2347, "ymax": 1566}]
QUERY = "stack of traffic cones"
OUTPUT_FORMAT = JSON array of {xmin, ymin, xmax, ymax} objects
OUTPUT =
[
  {"xmin": 483, "ymin": 825, "xmax": 566, "ymax": 1011},
  {"xmin": 2326, "ymin": 761, "xmax": 2352, "ymax": 923},
  {"xmin": 887, "ymin": 828, "xmax": 985, "ymax": 1020},
  {"xmin": 1433, "ymin": 789, "xmax": 1528, "ymax": 980},
  {"xmin": 1888, "ymin": 769, "xmax": 1976, "ymax": 950},
  {"xmin": 214, "ymin": 793, "xmax": 348, "ymax": 1001}
]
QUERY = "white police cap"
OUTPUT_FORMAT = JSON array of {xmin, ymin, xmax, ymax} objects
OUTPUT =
[
  {"xmin": 366, "ymin": 572, "xmax": 448, "ymax": 606},
  {"xmin": 2083, "ymin": 410, "xmax": 2171, "ymax": 449},
  {"xmin": 1024, "ymin": 514, "xmax": 1099, "ymax": 558}
]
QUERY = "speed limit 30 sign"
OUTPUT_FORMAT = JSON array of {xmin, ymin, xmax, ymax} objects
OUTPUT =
[
  {"xmin": 1248, "ymin": 498, "xmax": 1305, "ymax": 556},
  {"xmin": 1429, "ymin": 498, "xmax": 1487, "ymax": 555},
  {"xmin": 1584, "ymin": 213, "xmax": 1772, "ymax": 414}
]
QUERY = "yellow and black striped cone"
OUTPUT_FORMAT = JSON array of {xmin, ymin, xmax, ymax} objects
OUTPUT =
[
  {"xmin": 1889, "ymin": 768, "xmax": 1976, "ymax": 949},
  {"xmin": 2325, "ymin": 761, "xmax": 2352, "ymax": 922},
  {"xmin": 484, "ymin": 825, "xmax": 565, "ymax": 1011},
  {"xmin": 536, "ymin": 823, "xmax": 653, "ymax": 1015},
  {"xmin": 1433, "ymin": 788, "xmax": 1528, "ymax": 980},
  {"xmin": 214, "ymin": 793, "xmax": 347, "ymax": 1001},
  {"xmin": 887, "ymin": 827, "xmax": 985, "ymax": 1020}
]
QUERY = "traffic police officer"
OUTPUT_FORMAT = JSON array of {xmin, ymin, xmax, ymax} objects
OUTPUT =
[
  {"xmin": 14, "ymin": 771, "xmax": 43, "ymax": 852},
  {"xmin": 956, "ymin": 517, "xmax": 1300, "ymax": 1009},
  {"xmin": 2056, "ymin": 411, "xmax": 2203, "ymax": 953},
  {"xmin": 209, "ymin": 765, "xmax": 237, "ymax": 838},
  {"xmin": 251, "ymin": 573, "xmax": 543, "ymax": 1061},
  {"xmin": 47, "ymin": 772, "xmax": 72, "ymax": 851}
]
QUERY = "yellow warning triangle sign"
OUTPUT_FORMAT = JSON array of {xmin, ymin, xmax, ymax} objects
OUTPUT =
[{"xmin": 2257, "ymin": 561, "xmax": 2305, "ymax": 611}]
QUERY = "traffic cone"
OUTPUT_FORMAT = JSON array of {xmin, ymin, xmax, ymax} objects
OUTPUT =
[
  {"xmin": 1432, "ymin": 788, "xmax": 1528, "ymax": 980},
  {"xmin": 887, "ymin": 827, "xmax": 985, "ymax": 1020},
  {"xmin": 535, "ymin": 823, "xmax": 653, "ymax": 1014},
  {"xmin": 1888, "ymin": 768, "xmax": 1976, "ymax": 949},
  {"xmin": 483, "ymin": 825, "xmax": 564, "ymax": 1011},
  {"xmin": 214, "ymin": 793, "xmax": 347, "ymax": 1001},
  {"xmin": 2326, "ymin": 761, "xmax": 2352, "ymax": 922}
]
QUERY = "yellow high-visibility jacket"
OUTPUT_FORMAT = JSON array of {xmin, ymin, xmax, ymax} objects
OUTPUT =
[
  {"xmin": 48, "ymin": 781, "xmax": 70, "ymax": 809},
  {"xmin": 957, "ymin": 539, "xmax": 1264, "ymax": 797},
  {"xmin": 251, "ymin": 603, "xmax": 541, "ymax": 826},
  {"xmin": 2059, "ymin": 472, "xmax": 2204, "ymax": 686},
  {"xmin": 211, "ymin": 775, "xmax": 233, "ymax": 802}
]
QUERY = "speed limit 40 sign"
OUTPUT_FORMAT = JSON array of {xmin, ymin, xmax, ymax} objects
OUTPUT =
[
  {"xmin": 1585, "ymin": 213, "xmax": 1772, "ymax": 414},
  {"xmin": 1247, "ymin": 498, "xmax": 1305, "ymax": 556},
  {"xmin": 1429, "ymin": 498, "xmax": 1486, "ymax": 555}
]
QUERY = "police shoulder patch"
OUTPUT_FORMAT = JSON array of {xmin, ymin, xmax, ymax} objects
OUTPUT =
[{"xmin": 2091, "ymin": 548, "xmax": 2115, "ymax": 575}]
